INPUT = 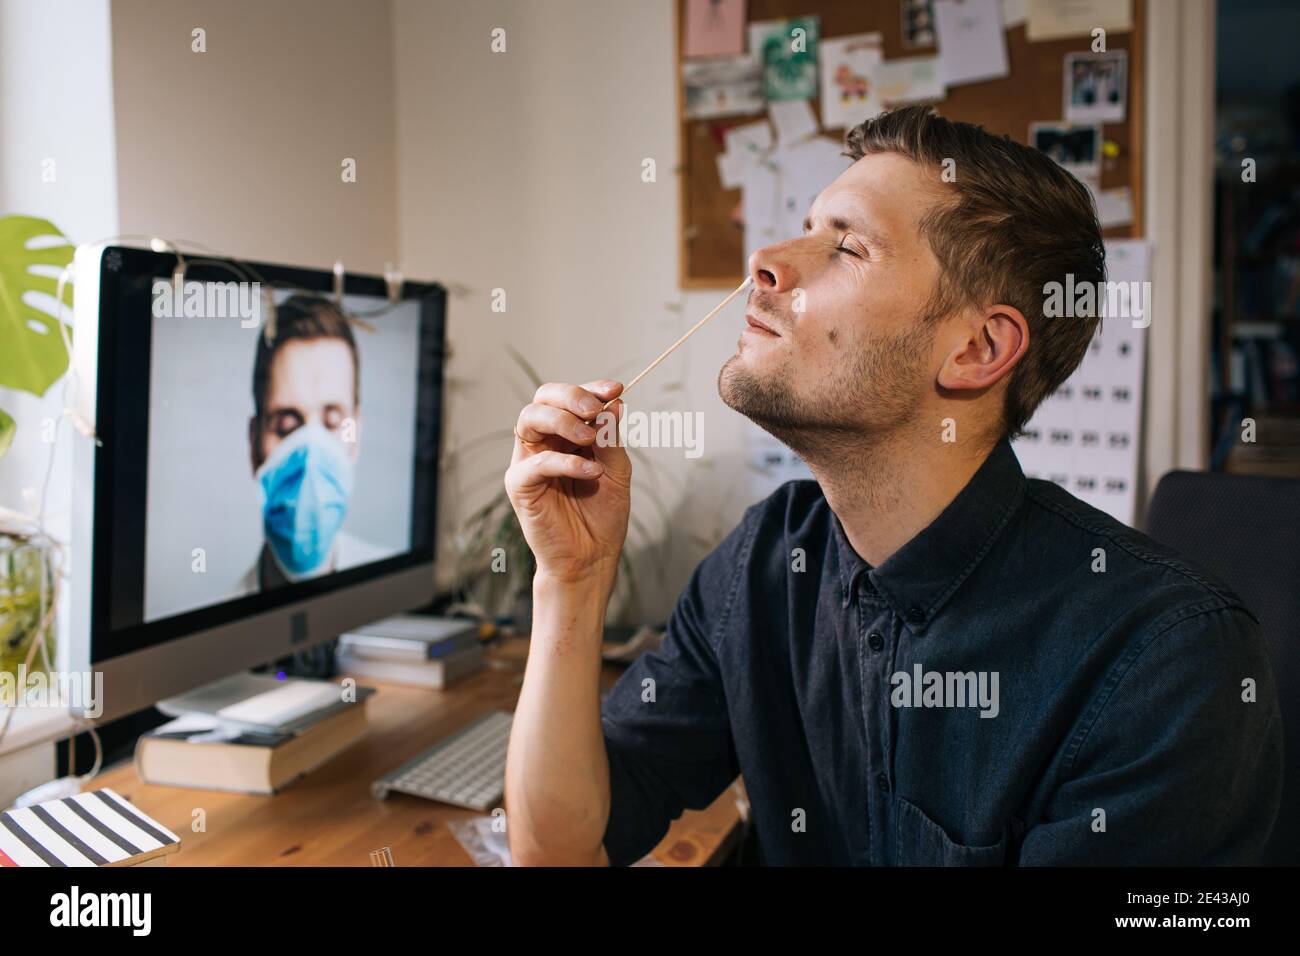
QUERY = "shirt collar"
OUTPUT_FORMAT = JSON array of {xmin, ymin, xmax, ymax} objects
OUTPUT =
[{"xmin": 833, "ymin": 438, "xmax": 1026, "ymax": 630}]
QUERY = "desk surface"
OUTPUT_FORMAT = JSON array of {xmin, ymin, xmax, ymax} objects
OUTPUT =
[{"xmin": 94, "ymin": 637, "xmax": 745, "ymax": 866}]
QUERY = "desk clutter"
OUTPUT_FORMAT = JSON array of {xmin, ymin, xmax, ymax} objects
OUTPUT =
[
  {"xmin": 134, "ymin": 681, "xmax": 375, "ymax": 794},
  {"xmin": 0, "ymin": 787, "xmax": 180, "ymax": 867}
]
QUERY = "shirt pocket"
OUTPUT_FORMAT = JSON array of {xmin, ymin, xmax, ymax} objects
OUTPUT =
[{"xmin": 894, "ymin": 797, "xmax": 1008, "ymax": 866}]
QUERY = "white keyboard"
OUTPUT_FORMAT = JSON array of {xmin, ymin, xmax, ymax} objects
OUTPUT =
[{"xmin": 371, "ymin": 711, "xmax": 513, "ymax": 812}]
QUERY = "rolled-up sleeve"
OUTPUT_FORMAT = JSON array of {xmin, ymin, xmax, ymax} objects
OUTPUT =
[
  {"xmin": 599, "ymin": 508, "xmax": 756, "ymax": 866},
  {"xmin": 1018, "ymin": 604, "xmax": 1285, "ymax": 865}
]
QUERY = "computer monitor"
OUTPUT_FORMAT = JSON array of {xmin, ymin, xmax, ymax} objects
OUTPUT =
[{"xmin": 69, "ymin": 245, "xmax": 446, "ymax": 721}]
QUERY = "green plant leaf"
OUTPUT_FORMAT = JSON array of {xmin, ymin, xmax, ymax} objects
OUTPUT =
[
  {"xmin": 0, "ymin": 408, "xmax": 15, "ymax": 459},
  {"xmin": 0, "ymin": 216, "xmax": 74, "ymax": 396}
]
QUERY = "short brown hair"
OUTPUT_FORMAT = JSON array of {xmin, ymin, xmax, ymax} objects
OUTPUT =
[
  {"xmin": 252, "ymin": 294, "xmax": 360, "ymax": 420},
  {"xmin": 844, "ymin": 106, "xmax": 1105, "ymax": 440}
]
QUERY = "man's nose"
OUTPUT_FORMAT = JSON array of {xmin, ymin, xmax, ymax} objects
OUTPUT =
[{"xmin": 748, "ymin": 238, "xmax": 806, "ymax": 295}]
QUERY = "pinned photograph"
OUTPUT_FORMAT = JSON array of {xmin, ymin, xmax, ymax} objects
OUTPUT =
[
  {"xmin": 901, "ymin": 0, "xmax": 937, "ymax": 48},
  {"xmin": 1029, "ymin": 121, "xmax": 1102, "ymax": 178},
  {"xmin": 1064, "ymin": 50, "xmax": 1128, "ymax": 124}
]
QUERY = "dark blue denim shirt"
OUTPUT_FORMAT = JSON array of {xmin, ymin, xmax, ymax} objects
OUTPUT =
[{"xmin": 599, "ymin": 439, "xmax": 1284, "ymax": 865}]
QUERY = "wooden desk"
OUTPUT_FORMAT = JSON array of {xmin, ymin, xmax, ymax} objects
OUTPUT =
[{"xmin": 94, "ymin": 637, "xmax": 746, "ymax": 866}]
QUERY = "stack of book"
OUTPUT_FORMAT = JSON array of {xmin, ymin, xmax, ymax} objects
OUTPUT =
[
  {"xmin": 335, "ymin": 615, "xmax": 484, "ymax": 689},
  {"xmin": 135, "ymin": 686, "xmax": 375, "ymax": 794},
  {"xmin": 0, "ymin": 787, "xmax": 181, "ymax": 866}
]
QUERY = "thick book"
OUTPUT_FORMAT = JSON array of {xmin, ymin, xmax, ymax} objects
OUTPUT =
[
  {"xmin": 337, "ymin": 614, "xmax": 481, "ymax": 663},
  {"xmin": 0, "ymin": 787, "xmax": 181, "ymax": 867},
  {"xmin": 336, "ymin": 642, "xmax": 483, "ymax": 689},
  {"xmin": 134, "ymin": 692, "xmax": 373, "ymax": 795}
]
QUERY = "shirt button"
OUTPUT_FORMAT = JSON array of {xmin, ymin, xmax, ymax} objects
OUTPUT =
[
  {"xmin": 906, "ymin": 606, "xmax": 925, "ymax": 626},
  {"xmin": 876, "ymin": 772, "xmax": 890, "ymax": 792},
  {"xmin": 867, "ymin": 631, "xmax": 885, "ymax": 652}
]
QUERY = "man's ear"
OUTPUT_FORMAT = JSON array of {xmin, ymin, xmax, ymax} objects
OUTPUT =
[{"xmin": 937, "ymin": 304, "xmax": 1028, "ymax": 393}]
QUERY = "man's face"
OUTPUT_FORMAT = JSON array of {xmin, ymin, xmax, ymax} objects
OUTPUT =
[
  {"xmin": 250, "ymin": 337, "xmax": 360, "ymax": 471},
  {"xmin": 718, "ymin": 152, "xmax": 951, "ymax": 442}
]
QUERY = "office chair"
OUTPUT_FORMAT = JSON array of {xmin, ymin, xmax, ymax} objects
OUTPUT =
[{"xmin": 1144, "ymin": 470, "xmax": 1300, "ymax": 865}]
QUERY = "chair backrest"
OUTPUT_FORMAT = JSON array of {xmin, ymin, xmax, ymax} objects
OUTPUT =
[{"xmin": 1144, "ymin": 470, "xmax": 1300, "ymax": 865}]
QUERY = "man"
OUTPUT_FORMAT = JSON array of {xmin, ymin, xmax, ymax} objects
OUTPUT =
[
  {"xmin": 236, "ymin": 294, "xmax": 386, "ymax": 596},
  {"xmin": 503, "ymin": 107, "xmax": 1284, "ymax": 865}
]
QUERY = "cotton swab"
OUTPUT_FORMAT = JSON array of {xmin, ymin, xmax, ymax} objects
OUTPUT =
[{"xmin": 598, "ymin": 275, "xmax": 753, "ymax": 414}]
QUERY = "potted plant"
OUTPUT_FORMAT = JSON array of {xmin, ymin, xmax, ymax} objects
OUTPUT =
[
  {"xmin": 447, "ymin": 347, "xmax": 674, "ymax": 635},
  {"xmin": 0, "ymin": 215, "xmax": 76, "ymax": 699}
]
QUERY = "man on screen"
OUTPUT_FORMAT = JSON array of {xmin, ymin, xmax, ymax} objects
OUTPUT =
[{"xmin": 236, "ymin": 294, "xmax": 386, "ymax": 595}]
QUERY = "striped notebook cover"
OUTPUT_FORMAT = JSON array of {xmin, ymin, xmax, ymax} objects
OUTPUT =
[{"xmin": 0, "ymin": 788, "xmax": 181, "ymax": 867}]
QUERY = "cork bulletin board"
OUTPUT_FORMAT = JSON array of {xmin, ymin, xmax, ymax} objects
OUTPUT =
[{"xmin": 675, "ymin": 0, "xmax": 1145, "ymax": 288}]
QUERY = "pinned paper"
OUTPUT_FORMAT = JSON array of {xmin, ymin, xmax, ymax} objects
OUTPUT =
[
  {"xmin": 1090, "ymin": 184, "xmax": 1133, "ymax": 228},
  {"xmin": 683, "ymin": 55, "xmax": 764, "ymax": 119},
  {"xmin": 1001, "ymin": 0, "xmax": 1029, "ymax": 28},
  {"xmin": 1026, "ymin": 0, "xmax": 1132, "ymax": 41},
  {"xmin": 768, "ymin": 99, "xmax": 819, "ymax": 146},
  {"xmin": 934, "ymin": 0, "xmax": 1009, "ymax": 87},
  {"xmin": 683, "ymin": 0, "xmax": 746, "ymax": 58},
  {"xmin": 819, "ymin": 33, "xmax": 884, "ymax": 131},
  {"xmin": 874, "ymin": 56, "xmax": 945, "ymax": 106},
  {"xmin": 717, "ymin": 119, "xmax": 775, "ymax": 188},
  {"xmin": 724, "ymin": 120, "xmax": 774, "ymax": 156}
]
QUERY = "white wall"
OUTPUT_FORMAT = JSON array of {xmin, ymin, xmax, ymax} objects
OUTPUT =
[
  {"xmin": 0, "ymin": 0, "xmax": 121, "ymax": 671},
  {"xmin": 109, "ymin": 0, "xmax": 399, "ymax": 274},
  {"xmin": 393, "ymin": 0, "xmax": 758, "ymax": 619}
]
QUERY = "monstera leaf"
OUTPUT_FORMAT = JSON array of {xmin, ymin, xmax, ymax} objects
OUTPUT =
[
  {"xmin": 0, "ymin": 215, "xmax": 75, "ymax": 397},
  {"xmin": 0, "ymin": 408, "xmax": 14, "ymax": 458}
]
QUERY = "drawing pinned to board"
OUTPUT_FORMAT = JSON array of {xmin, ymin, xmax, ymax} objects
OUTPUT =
[
  {"xmin": 683, "ymin": 0, "xmax": 747, "ymax": 58},
  {"xmin": 1064, "ymin": 51, "xmax": 1128, "ymax": 124},
  {"xmin": 1029, "ymin": 121, "xmax": 1102, "ymax": 178},
  {"xmin": 748, "ymin": 17, "xmax": 820, "ymax": 101},
  {"xmin": 819, "ymin": 33, "xmax": 884, "ymax": 131},
  {"xmin": 684, "ymin": 54, "xmax": 764, "ymax": 119}
]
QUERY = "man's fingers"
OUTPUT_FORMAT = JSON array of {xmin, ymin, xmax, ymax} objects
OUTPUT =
[
  {"xmin": 516, "ymin": 402, "xmax": 596, "ymax": 447},
  {"xmin": 589, "ymin": 399, "xmax": 632, "ymax": 472},
  {"xmin": 533, "ymin": 381, "xmax": 624, "ymax": 422},
  {"xmin": 506, "ymin": 449, "xmax": 604, "ymax": 498}
]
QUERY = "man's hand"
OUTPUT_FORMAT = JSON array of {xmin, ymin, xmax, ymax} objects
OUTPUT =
[{"xmin": 505, "ymin": 380, "xmax": 631, "ymax": 589}]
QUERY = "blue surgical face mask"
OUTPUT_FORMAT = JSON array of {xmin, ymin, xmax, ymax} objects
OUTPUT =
[{"xmin": 256, "ymin": 422, "xmax": 355, "ymax": 579}]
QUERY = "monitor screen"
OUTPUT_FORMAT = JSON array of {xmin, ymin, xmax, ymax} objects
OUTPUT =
[
  {"xmin": 143, "ymin": 288, "xmax": 422, "ymax": 622},
  {"xmin": 82, "ymin": 248, "xmax": 443, "ymax": 665}
]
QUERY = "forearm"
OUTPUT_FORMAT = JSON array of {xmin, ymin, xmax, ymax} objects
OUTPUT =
[{"xmin": 506, "ymin": 570, "xmax": 615, "ymax": 866}]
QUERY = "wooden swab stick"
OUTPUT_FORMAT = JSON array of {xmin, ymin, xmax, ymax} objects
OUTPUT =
[{"xmin": 599, "ymin": 275, "xmax": 753, "ymax": 413}]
